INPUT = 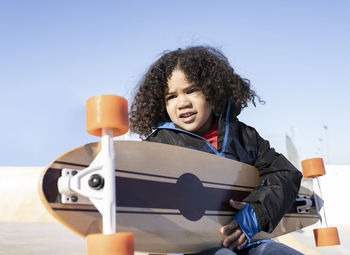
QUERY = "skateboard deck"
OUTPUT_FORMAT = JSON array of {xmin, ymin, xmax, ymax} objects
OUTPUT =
[{"xmin": 39, "ymin": 140, "xmax": 319, "ymax": 254}]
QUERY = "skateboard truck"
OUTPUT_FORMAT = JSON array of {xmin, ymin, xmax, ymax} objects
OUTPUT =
[
  {"xmin": 295, "ymin": 194, "xmax": 313, "ymax": 214},
  {"xmin": 58, "ymin": 95, "xmax": 134, "ymax": 255},
  {"xmin": 58, "ymin": 129, "xmax": 117, "ymax": 234},
  {"xmin": 301, "ymin": 158, "xmax": 340, "ymax": 247},
  {"xmin": 58, "ymin": 168, "xmax": 91, "ymax": 205}
]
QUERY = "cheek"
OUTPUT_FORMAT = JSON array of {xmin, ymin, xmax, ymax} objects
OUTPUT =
[
  {"xmin": 201, "ymin": 100, "xmax": 213, "ymax": 115},
  {"xmin": 202, "ymin": 103, "xmax": 213, "ymax": 122},
  {"xmin": 165, "ymin": 102, "xmax": 175, "ymax": 117}
]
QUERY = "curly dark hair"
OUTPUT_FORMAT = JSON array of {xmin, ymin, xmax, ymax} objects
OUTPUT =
[{"xmin": 130, "ymin": 46, "xmax": 261, "ymax": 137}]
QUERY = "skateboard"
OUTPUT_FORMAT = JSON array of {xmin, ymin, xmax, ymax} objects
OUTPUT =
[{"xmin": 39, "ymin": 95, "xmax": 321, "ymax": 254}]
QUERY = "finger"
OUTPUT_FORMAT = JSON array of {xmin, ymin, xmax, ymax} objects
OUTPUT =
[
  {"xmin": 229, "ymin": 199, "xmax": 246, "ymax": 210},
  {"xmin": 228, "ymin": 232, "xmax": 246, "ymax": 251},
  {"xmin": 222, "ymin": 228, "xmax": 243, "ymax": 248},
  {"xmin": 237, "ymin": 238, "xmax": 248, "ymax": 250},
  {"xmin": 234, "ymin": 232, "xmax": 248, "ymax": 250},
  {"xmin": 220, "ymin": 220, "xmax": 239, "ymax": 235}
]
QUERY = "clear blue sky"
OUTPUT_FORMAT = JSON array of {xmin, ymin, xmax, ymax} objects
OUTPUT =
[{"xmin": 1, "ymin": 1, "xmax": 349, "ymax": 166}]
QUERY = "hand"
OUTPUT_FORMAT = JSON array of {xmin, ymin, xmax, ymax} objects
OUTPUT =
[{"xmin": 220, "ymin": 200, "xmax": 248, "ymax": 250}]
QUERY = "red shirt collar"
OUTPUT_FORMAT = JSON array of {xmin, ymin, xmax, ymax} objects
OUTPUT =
[{"xmin": 197, "ymin": 123, "xmax": 218, "ymax": 149}]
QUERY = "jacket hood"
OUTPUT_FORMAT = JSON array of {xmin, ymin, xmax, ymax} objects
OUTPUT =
[{"xmin": 230, "ymin": 102, "xmax": 242, "ymax": 117}]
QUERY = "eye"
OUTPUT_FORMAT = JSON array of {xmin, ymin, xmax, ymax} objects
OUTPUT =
[
  {"xmin": 165, "ymin": 95, "xmax": 176, "ymax": 101},
  {"xmin": 187, "ymin": 86, "xmax": 200, "ymax": 94}
]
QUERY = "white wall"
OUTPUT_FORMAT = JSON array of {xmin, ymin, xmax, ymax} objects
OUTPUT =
[{"xmin": 317, "ymin": 165, "xmax": 349, "ymax": 225}]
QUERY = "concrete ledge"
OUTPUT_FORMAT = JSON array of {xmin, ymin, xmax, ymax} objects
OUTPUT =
[{"xmin": 0, "ymin": 167, "xmax": 55, "ymax": 222}]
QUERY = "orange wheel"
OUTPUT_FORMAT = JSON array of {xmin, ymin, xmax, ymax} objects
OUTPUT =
[
  {"xmin": 86, "ymin": 95, "xmax": 129, "ymax": 137},
  {"xmin": 86, "ymin": 232, "xmax": 134, "ymax": 255},
  {"xmin": 313, "ymin": 227, "xmax": 340, "ymax": 246},
  {"xmin": 301, "ymin": 158, "xmax": 326, "ymax": 178}
]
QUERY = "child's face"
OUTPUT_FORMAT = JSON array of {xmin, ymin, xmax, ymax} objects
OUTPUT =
[{"xmin": 165, "ymin": 69, "xmax": 213, "ymax": 135}]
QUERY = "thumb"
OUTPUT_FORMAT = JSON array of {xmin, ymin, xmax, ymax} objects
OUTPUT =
[{"xmin": 229, "ymin": 199, "xmax": 246, "ymax": 210}]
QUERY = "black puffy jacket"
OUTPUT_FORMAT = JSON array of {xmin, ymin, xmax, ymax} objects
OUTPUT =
[{"xmin": 146, "ymin": 102, "xmax": 302, "ymax": 232}]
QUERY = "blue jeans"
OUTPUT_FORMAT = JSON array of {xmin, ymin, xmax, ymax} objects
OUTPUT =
[{"xmin": 190, "ymin": 242, "xmax": 303, "ymax": 255}]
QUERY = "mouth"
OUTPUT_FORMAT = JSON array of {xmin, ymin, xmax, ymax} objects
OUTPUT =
[{"xmin": 179, "ymin": 112, "xmax": 196, "ymax": 123}]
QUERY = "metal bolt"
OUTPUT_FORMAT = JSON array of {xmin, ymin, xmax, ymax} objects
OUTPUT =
[{"xmin": 88, "ymin": 174, "xmax": 104, "ymax": 190}]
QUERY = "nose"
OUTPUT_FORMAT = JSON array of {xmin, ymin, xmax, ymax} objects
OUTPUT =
[{"xmin": 177, "ymin": 94, "xmax": 192, "ymax": 109}]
